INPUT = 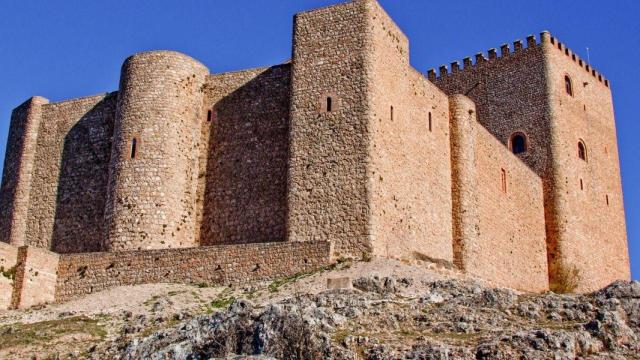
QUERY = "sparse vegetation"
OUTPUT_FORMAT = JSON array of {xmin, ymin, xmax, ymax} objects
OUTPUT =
[
  {"xmin": 209, "ymin": 296, "xmax": 236, "ymax": 309},
  {"xmin": 0, "ymin": 265, "xmax": 16, "ymax": 280},
  {"xmin": 0, "ymin": 316, "xmax": 106, "ymax": 350},
  {"xmin": 550, "ymin": 264, "xmax": 581, "ymax": 294}
]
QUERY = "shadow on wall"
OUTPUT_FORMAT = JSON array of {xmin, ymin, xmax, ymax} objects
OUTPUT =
[
  {"xmin": 51, "ymin": 95, "xmax": 116, "ymax": 253},
  {"xmin": 199, "ymin": 65, "xmax": 291, "ymax": 246}
]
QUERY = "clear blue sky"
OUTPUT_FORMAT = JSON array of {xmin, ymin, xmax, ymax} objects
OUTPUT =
[{"xmin": 0, "ymin": 0, "xmax": 637, "ymax": 279}]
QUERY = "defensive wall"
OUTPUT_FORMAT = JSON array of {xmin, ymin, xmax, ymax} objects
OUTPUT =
[
  {"xmin": 0, "ymin": 0, "xmax": 630, "ymax": 308},
  {"xmin": 433, "ymin": 31, "xmax": 629, "ymax": 292},
  {"xmin": 2, "ymin": 241, "xmax": 330, "ymax": 309}
]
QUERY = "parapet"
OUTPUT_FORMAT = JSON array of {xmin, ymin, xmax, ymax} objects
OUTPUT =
[{"xmin": 427, "ymin": 32, "xmax": 610, "ymax": 88}]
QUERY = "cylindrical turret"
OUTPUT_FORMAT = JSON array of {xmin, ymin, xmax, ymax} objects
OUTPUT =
[
  {"xmin": 103, "ymin": 51, "xmax": 208, "ymax": 251},
  {"xmin": 448, "ymin": 94, "xmax": 479, "ymax": 270}
]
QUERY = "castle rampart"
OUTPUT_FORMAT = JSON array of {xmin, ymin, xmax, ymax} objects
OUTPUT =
[
  {"xmin": 0, "ymin": 97, "xmax": 48, "ymax": 247},
  {"xmin": 0, "ymin": 0, "xmax": 630, "ymax": 308},
  {"xmin": 104, "ymin": 51, "xmax": 209, "ymax": 251}
]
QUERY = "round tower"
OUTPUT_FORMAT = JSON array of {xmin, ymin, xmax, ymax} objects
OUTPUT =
[{"xmin": 103, "ymin": 51, "xmax": 209, "ymax": 251}]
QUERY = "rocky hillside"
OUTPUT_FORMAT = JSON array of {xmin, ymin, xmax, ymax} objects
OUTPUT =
[{"xmin": 0, "ymin": 259, "xmax": 638, "ymax": 359}]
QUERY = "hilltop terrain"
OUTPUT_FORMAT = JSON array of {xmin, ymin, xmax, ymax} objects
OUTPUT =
[{"xmin": 0, "ymin": 258, "xmax": 638, "ymax": 359}]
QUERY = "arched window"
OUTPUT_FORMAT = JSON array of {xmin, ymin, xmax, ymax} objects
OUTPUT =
[
  {"xmin": 510, "ymin": 133, "xmax": 527, "ymax": 154},
  {"xmin": 565, "ymin": 75, "xmax": 573, "ymax": 96},
  {"xmin": 130, "ymin": 138, "xmax": 138, "ymax": 159},
  {"xmin": 578, "ymin": 140, "xmax": 587, "ymax": 161},
  {"xmin": 326, "ymin": 97, "xmax": 333, "ymax": 112}
]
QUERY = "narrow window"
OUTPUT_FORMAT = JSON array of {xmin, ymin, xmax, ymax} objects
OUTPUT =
[
  {"xmin": 326, "ymin": 97, "xmax": 333, "ymax": 112},
  {"xmin": 580, "ymin": 178, "xmax": 584, "ymax": 190},
  {"xmin": 606, "ymin": 195, "xmax": 610, "ymax": 206},
  {"xmin": 390, "ymin": 106, "xmax": 394, "ymax": 121},
  {"xmin": 131, "ymin": 138, "xmax": 138, "ymax": 159},
  {"xmin": 501, "ymin": 168, "xmax": 507, "ymax": 193},
  {"xmin": 207, "ymin": 110, "xmax": 212, "ymax": 122},
  {"xmin": 510, "ymin": 133, "xmax": 527, "ymax": 154},
  {"xmin": 428, "ymin": 112, "xmax": 433, "ymax": 132},
  {"xmin": 578, "ymin": 141, "xmax": 587, "ymax": 161},
  {"xmin": 565, "ymin": 75, "xmax": 573, "ymax": 96}
]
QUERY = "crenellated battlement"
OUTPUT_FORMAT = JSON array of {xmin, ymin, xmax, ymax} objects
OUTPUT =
[{"xmin": 427, "ymin": 32, "xmax": 610, "ymax": 88}]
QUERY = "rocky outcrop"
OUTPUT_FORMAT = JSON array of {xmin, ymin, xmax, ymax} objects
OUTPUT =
[{"xmin": 94, "ymin": 278, "xmax": 640, "ymax": 359}]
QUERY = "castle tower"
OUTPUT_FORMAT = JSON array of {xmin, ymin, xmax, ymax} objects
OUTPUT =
[
  {"xmin": 288, "ymin": 0, "xmax": 455, "ymax": 261},
  {"xmin": 540, "ymin": 33, "xmax": 629, "ymax": 292},
  {"xmin": 103, "ymin": 51, "xmax": 209, "ymax": 251},
  {"xmin": 0, "ymin": 96, "xmax": 49, "ymax": 246},
  {"xmin": 434, "ymin": 32, "xmax": 630, "ymax": 292}
]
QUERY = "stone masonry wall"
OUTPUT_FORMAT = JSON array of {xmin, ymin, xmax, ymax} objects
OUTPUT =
[
  {"xmin": 288, "ymin": 0, "xmax": 373, "ymax": 257},
  {"xmin": 367, "ymin": 0, "xmax": 453, "ymax": 262},
  {"xmin": 196, "ymin": 65, "xmax": 290, "ymax": 245},
  {"xmin": 24, "ymin": 94, "xmax": 116, "ymax": 253},
  {"xmin": 449, "ymin": 95, "xmax": 548, "ymax": 292},
  {"xmin": 11, "ymin": 246, "xmax": 59, "ymax": 309},
  {"xmin": 474, "ymin": 121, "xmax": 548, "ymax": 292},
  {"xmin": 55, "ymin": 241, "xmax": 330, "ymax": 303},
  {"xmin": 543, "ymin": 36, "xmax": 630, "ymax": 292},
  {"xmin": 0, "ymin": 97, "xmax": 48, "ymax": 246},
  {"xmin": 0, "ymin": 242, "xmax": 18, "ymax": 310},
  {"xmin": 104, "ymin": 51, "xmax": 209, "ymax": 251}
]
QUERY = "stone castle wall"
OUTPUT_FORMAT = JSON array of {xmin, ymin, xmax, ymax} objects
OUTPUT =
[
  {"xmin": 197, "ymin": 65, "xmax": 290, "ymax": 246},
  {"xmin": 0, "ymin": 242, "xmax": 18, "ymax": 310},
  {"xmin": 542, "ymin": 37, "xmax": 630, "ymax": 292},
  {"xmin": 1, "ymin": 94, "xmax": 116, "ymax": 253},
  {"xmin": 287, "ymin": 0, "xmax": 373, "ymax": 257},
  {"xmin": 433, "ymin": 32, "xmax": 629, "ymax": 292},
  {"xmin": 0, "ymin": 0, "xmax": 630, "ymax": 304},
  {"xmin": 0, "ymin": 240, "xmax": 329, "ymax": 308},
  {"xmin": 367, "ymin": 0, "xmax": 453, "ymax": 262},
  {"xmin": 0, "ymin": 97, "xmax": 49, "ymax": 247},
  {"xmin": 104, "ymin": 51, "xmax": 209, "ymax": 251},
  {"xmin": 449, "ymin": 95, "xmax": 548, "ymax": 292}
]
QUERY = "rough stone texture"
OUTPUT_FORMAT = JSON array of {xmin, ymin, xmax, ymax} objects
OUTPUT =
[
  {"xmin": 10, "ymin": 246, "xmax": 59, "ymax": 309},
  {"xmin": 543, "ymin": 36, "xmax": 630, "ymax": 292},
  {"xmin": 368, "ymin": 1, "xmax": 453, "ymax": 262},
  {"xmin": 93, "ymin": 277, "xmax": 640, "ymax": 360},
  {"xmin": 449, "ymin": 95, "xmax": 548, "ymax": 292},
  {"xmin": 435, "ymin": 32, "xmax": 629, "ymax": 292},
  {"xmin": 0, "ymin": 242, "xmax": 18, "ymax": 310},
  {"xmin": 0, "ymin": 0, "xmax": 630, "ymax": 303},
  {"xmin": 54, "ymin": 241, "xmax": 330, "ymax": 303},
  {"xmin": 197, "ymin": 65, "xmax": 290, "ymax": 246},
  {"xmin": 0, "ymin": 96, "xmax": 49, "ymax": 247},
  {"xmin": 287, "ymin": 0, "xmax": 373, "ymax": 257},
  {"xmin": 104, "ymin": 51, "xmax": 209, "ymax": 251}
]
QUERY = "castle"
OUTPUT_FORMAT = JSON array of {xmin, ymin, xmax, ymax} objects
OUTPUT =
[{"xmin": 0, "ymin": 0, "xmax": 630, "ymax": 309}]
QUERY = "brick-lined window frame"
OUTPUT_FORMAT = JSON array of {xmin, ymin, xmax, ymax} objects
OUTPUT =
[{"xmin": 319, "ymin": 93, "xmax": 339, "ymax": 113}]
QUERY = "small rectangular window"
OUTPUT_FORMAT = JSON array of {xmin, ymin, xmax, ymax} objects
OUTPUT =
[
  {"xmin": 580, "ymin": 179, "xmax": 584, "ymax": 191},
  {"xmin": 501, "ymin": 168, "xmax": 507, "ymax": 193},
  {"xmin": 207, "ymin": 110, "xmax": 212, "ymax": 122},
  {"xmin": 131, "ymin": 138, "xmax": 138, "ymax": 159},
  {"xmin": 327, "ymin": 97, "xmax": 332, "ymax": 112},
  {"xmin": 606, "ymin": 194, "xmax": 610, "ymax": 206},
  {"xmin": 428, "ymin": 112, "xmax": 432, "ymax": 132},
  {"xmin": 390, "ymin": 106, "xmax": 394, "ymax": 121}
]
